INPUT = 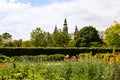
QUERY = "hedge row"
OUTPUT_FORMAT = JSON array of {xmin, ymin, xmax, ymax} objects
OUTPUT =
[
  {"xmin": 12, "ymin": 54, "xmax": 65, "ymax": 62},
  {"xmin": 0, "ymin": 47, "xmax": 119, "ymax": 56}
]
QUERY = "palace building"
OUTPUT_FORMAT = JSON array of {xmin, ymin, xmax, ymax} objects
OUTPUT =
[
  {"xmin": 53, "ymin": 18, "xmax": 105, "ymax": 39},
  {"xmin": 53, "ymin": 18, "xmax": 78, "ymax": 37}
]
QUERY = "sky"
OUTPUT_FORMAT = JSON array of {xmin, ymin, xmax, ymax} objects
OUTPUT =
[{"xmin": 0, "ymin": 0, "xmax": 120, "ymax": 40}]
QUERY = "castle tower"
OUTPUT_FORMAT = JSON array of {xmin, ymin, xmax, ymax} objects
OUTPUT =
[
  {"xmin": 63, "ymin": 18, "xmax": 68, "ymax": 33},
  {"xmin": 53, "ymin": 25, "xmax": 58, "ymax": 33},
  {"xmin": 74, "ymin": 25, "xmax": 78, "ymax": 35}
]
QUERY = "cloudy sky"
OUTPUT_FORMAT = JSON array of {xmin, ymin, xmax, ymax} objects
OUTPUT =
[{"xmin": 0, "ymin": 0, "xmax": 120, "ymax": 40}]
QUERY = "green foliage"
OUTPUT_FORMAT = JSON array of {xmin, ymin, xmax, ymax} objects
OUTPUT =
[
  {"xmin": 22, "ymin": 40, "xmax": 32, "ymax": 47},
  {"xmin": 30, "ymin": 27, "xmax": 45, "ymax": 47},
  {"xmin": 2, "ymin": 41, "xmax": 14, "ymax": 47},
  {"xmin": 0, "ymin": 54, "xmax": 13, "ymax": 63},
  {"xmin": 0, "ymin": 35, "xmax": 3, "ymax": 46},
  {"xmin": 53, "ymin": 31, "xmax": 70, "ymax": 47},
  {"xmin": 13, "ymin": 39, "xmax": 22, "ymax": 47},
  {"xmin": 90, "ymin": 42, "xmax": 102, "ymax": 47},
  {"xmin": 30, "ymin": 27, "xmax": 53, "ymax": 47},
  {"xmin": 0, "ymin": 47, "xmax": 114, "ymax": 56},
  {"xmin": 2, "ymin": 32, "xmax": 12, "ymax": 39},
  {"xmin": 44, "ymin": 32, "xmax": 54, "ymax": 47},
  {"xmin": 74, "ymin": 26, "xmax": 102, "ymax": 47},
  {"xmin": 104, "ymin": 21, "xmax": 120, "ymax": 47},
  {"xmin": 68, "ymin": 39, "xmax": 75, "ymax": 47},
  {"xmin": 0, "ymin": 59, "xmax": 113, "ymax": 80},
  {"xmin": 0, "ymin": 32, "xmax": 13, "ymax": 47},
  {"xmin": 12, "ymin": 54, "xmax": 65, "ymax": 62}
]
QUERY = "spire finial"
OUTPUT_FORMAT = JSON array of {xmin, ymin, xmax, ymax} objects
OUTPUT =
[
  {"xmin": 63, "ymin": 18, "xmax": 68, "ymax": 33},
  {"xmin": 55, "ymin": 25, "xmax": 57, "ymax": 28},
  {"xmin": 64, "ymin": 18, "xmax": 67, "ymax": 24},
  {"xmin": 75, "ymin": 25, "xmax": 78, "ymax": 30},
  {"xmin": 74, "ymin": 25, "xmax": 78, "ymax": 35},
  {"xmin": 54, "ymin": 25, "xmax": 58, "ymax": 33}
]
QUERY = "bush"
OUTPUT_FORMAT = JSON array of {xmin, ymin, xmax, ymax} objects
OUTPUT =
[
  {"xmin": 0, "ymin": 54, "xmax": 12, "ymax": 63},
  {"xmin": 12, "ymin": 54, "xmax": 65, "ymax": 62}
]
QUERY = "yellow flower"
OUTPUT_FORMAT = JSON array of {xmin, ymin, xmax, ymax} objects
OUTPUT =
[
  {"xmin": 65, "ymin": 54, "xmax": 69, "ymax": 59},
  {"xmin": 103, "ymin": 53, "xmax": 110, "ymax": 62},
  {"xmin": 109, "ymin": 57, "xmax": 115, "ymax": 64}
]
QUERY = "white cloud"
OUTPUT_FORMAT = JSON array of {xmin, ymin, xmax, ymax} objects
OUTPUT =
[{"xmin": 0, "ymin": 0, "xmax": 120, "ymax": 40}]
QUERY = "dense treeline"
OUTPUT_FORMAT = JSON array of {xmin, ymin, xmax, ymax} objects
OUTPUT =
[
  {"xmin": 0, "ymin": 26, "xmax": 103, "ymax": 47},
  {"xmin": 0, "ymin": 21, "xmax": 120, "ymax": 48}
]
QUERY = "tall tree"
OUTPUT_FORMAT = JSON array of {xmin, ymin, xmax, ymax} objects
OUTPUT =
[
  {"xmin": 0, "ymin": 35, "xmax": 3, "ymax": 46},
  {"xmin": 104, "ymin": 21, "xmax": 120, "ymax": 47},
  {"xmin": 53, "ymin": 31, "xmax": 70, "ymax": 47},
  {"xmin": 30, "ymin": 27, "xmax": 46, "ymax": 47},
  {"xmin": 2, "ymin": 32, "xmax": 12, "ymax": 39},
  {"xmin": 74, "ymin": 26, "xmax": 102, "ymax": 47},
  {"xmin": 13, "ymin": 39, "xmax": 22, "ymax": 47},
  {"xmin": 44, "ymin": 32, "xmax": 53, "ymax": 47},
  {"xmin": 1, "ymin": 32, "xmax": 14, "ymax": 47}
]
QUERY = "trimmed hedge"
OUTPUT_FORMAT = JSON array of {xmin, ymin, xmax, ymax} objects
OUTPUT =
[
  {"xmin": 0, "ymin": 47, "xmax": 118, "ymax": 56},
  {"xmin": 12, "ymin": 54, "xmax": 65, "ymax": 62}
]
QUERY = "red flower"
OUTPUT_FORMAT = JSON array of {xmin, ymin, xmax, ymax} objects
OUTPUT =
[{"xmin": 0, "ymin": 63, "xmax": 4, "ymax": 67}]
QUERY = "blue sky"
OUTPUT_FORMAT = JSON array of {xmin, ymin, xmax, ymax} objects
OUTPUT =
[
  {"xmin": 17, "ymin": 0, "xmax": 71, "ymax": 6},
  {"xmin": 0, "ymin": 0, "xmax": 120, "ymax": 40}
]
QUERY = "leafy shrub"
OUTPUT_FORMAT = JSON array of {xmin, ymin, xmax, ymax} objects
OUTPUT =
[
  {"xmin": 0, "ymin": 54, "xmax": 12, "ymax": 63},
  {"xmin": 12, "ymin": 54, "xmax": 65, "ymax": 62}
]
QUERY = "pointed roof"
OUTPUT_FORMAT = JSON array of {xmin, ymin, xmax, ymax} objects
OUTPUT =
[
  {"xmin": 63, "ymin": 18, "xmax": 68, "ymax": 33},
  {"xmin": 55, "ymin": 25, "xmax": 57, "ymax": 29},
  {"xmin": 64, "ymin": 18, "xmax": 67, "ymax": 26},
  {"xmin": 74, "ymin": 25, "xmax": 78, "ymax": 35},
  {"xmin": 54, "ymin": 25, "xmax": 58, "ymax": 33},
  {"xmin": 75, "ymin": 25, "xmax": 78, "ymax": 31}
]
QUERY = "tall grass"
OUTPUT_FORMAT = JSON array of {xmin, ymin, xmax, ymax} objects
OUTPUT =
[
  {"xmin": 0, "ymin": 53, "xmax": 120, "ymax": 80},
  {"xmin": 0, "ymin": 60, "xmax": 113, "ymax": 80}
]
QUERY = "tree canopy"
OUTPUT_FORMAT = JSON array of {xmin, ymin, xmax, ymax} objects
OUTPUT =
[
  {"xmin": 104, "ymin": 21, "xmax": 120, "ymax": 47},
  {"xmin": 74, "ymin": 26, "xmax": 102, "ymax": 47},
  {"xmin": 53, "ymin": 31, "xmax": 70, "ymax": 47},
  {"xmin": 30, "ymin": 27, "xmax": 46, "ymax": 47},
  {"xmin": 2, "ymin": 32, "xmax": 12, "ymax": 39},
  {"xmin": 0, "ymin": 32, "xmax": 14, "ymax": 47},
  {"xmin": 30, "ymin": 27, "xmax": 53, "ymax": 47}
]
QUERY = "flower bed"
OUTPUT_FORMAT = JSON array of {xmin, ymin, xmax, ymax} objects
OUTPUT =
[{"xmin": 0, "ymin": 63, "xmax": 4, "ymax": 67}]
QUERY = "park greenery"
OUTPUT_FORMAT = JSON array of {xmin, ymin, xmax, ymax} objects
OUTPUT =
[
  {"xmin": 0, "ymin": 21, "xmax": 120, "ymax": 80},
  {"xmin": 1, "ymin": 21, "xmax": 120, "ymax": 48},
  {"xmin": 0, "ymin": 52, "xmax": 120, "ymax": 80},
  {"xmin": 104, "ymin": 21, "xmax": 120, "ymax": 47},
  {"xmin": 74, "ymin": 26, "xmax": 102, "ymax": 47}
]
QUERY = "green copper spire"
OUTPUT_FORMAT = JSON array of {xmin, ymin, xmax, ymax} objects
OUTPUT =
[
  {"xmin": 74, "ymin": 25, "xmax": 78, "ymax": 35},
  {"xmin": 63, "ymin": 18, "xmax": 68, "ymax": 33},
  {"xmin": 54, "ymin": 25, "xmax": 58, "ymax": 33},
  {"xmin": 64, "ymin": 18, "xmax": 67, "ymax": 26}
]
